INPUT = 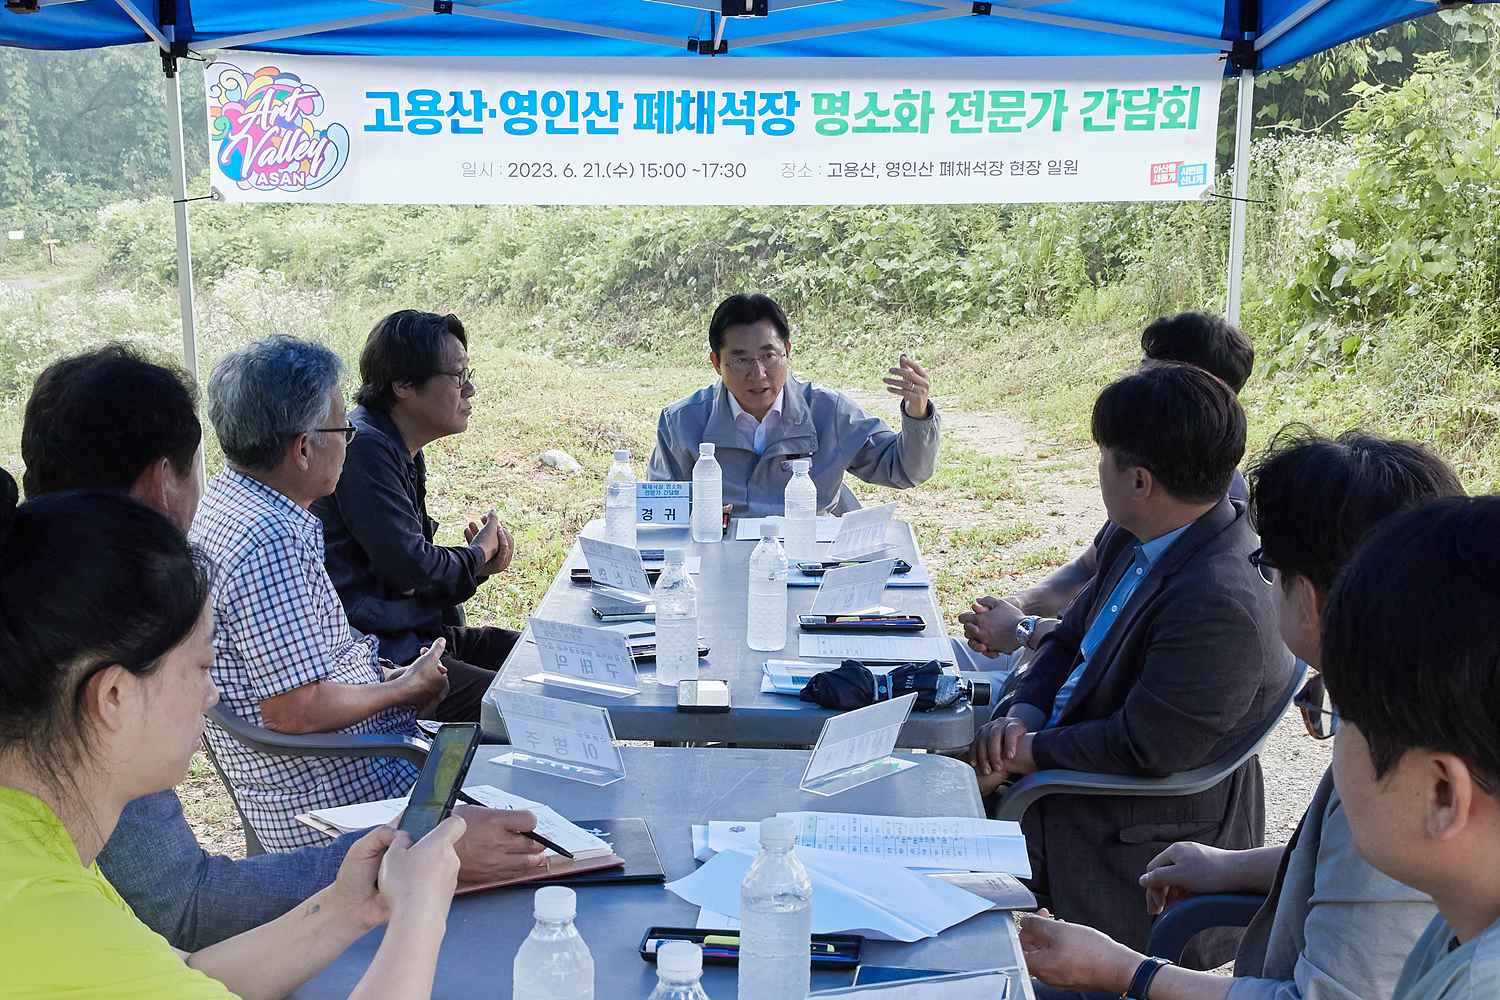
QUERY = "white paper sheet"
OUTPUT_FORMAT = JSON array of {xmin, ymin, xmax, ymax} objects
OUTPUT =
[
  {"xmin": 736, "ymin": 515, "xmax": 842, "ymax": 541},
  {"xmin": 665, "ymin": 845, "xmax": 991, "ymax": 941},
  {"xmin": 461, "ymin": 786, "xmax": 612, "ymax": 859},
  {"xmin": 696, "ymin": 907, "xmax": 741, "ymax": 930},
  {"xmin": 798, "ymin": 633, "xmax": 953, "ymax": 664},
  {"xmin": 829, "ymin": 503, "xmax": 898, "ymax": 559},
  {"xmin": 296, "ymin": 783, "xmax": 614, "ymax": 851},
  {"xmin": 810, "ymin": 558, "xmax": 900, "ymax": 615},
  {"xmin": 780, "ymin": 812, "xmax": 1030, "ymax": 877},
  {"xmin": 813, "ymin": 969, "xmax": 1012, "ymax": 997}
]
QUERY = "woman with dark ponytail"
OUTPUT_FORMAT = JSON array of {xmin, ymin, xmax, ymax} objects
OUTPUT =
[{"xmin": 0, "ymin": 470, "xmax": 465, "ymax": 999}]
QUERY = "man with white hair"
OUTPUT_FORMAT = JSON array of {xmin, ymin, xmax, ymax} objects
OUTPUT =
[{"xmin": 194, "ymin": 336, "xmax": 458, "ymax": 851}]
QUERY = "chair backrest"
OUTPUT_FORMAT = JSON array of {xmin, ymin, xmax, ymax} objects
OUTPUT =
[
  {"xmin": 995, "ymin": 658, "xmax": 1308, "ymax": 821},
  {"xmin": 203, "ymin": 703, "xmax": 432, "ymax": 854},
  {"xmin": 198, "ymin": 733, "xmax": 268, "ymax": 857}
]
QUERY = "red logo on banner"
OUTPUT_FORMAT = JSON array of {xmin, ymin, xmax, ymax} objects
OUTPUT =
[{"xmin": 1150, "ymin": 161, "xmax": 1183, "ymax": 186}]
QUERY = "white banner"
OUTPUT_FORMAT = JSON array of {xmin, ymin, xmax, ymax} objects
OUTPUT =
[{"xmin": 205, "ymin": 54, "xmax": 1222, "ymax": 205}]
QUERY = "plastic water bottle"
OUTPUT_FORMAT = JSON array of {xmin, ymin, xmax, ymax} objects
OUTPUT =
[
  {"xmin": 782, "ymin": 459, "xmax": 818, "ymax": 563},
  {"xmin": 737, "ymin": 816, "xmax": 812, "ymax": 1000},
  {"xmin": 605, "ymin": 449, "xmax": 638, "ymax": 549},
  {"xmin": 692, "ymin": 443, "xmax": 723, "ymax": 543},
  {"xmin": 647, "ymin": 941, "xmax": 713, "ymax": 1000},
  {"xmin": 513, "ymin": 886, "xmax": 594, "ymax": 1000},
  {"xmin": 652, "ymin": 549, "xmax": 699, "ymax": 687},
  {"xmin": 747, "ymin": 521, "xmax": 788, "ymax": 652}
]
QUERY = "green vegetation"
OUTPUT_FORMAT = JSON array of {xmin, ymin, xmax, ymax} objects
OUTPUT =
[{"xmin": 0, "ymin": 10, "xmax": 1496, "ymax": 635}]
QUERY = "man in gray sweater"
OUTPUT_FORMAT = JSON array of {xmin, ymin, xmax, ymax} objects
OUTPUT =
[{"xmin": 1017, "ymin": 426, "xmax": 1461, "ymax": 1000}]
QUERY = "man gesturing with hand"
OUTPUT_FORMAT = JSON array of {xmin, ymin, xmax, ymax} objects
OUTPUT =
[{"xmin": 317, "ymin": 310, "xmax": 523, "ymax": 724}]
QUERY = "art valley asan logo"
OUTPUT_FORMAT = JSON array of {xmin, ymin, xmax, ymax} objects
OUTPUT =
[
  {"xmin": 1149, "ymin": 160, "xmax": 1210, "ymax": 189},
  {"xmin": 207, "ymin": 62, "xmax": 350, "ymax": 193}
]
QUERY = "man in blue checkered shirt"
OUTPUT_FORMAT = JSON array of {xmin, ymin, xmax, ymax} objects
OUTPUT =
[{"xmin": 193, "ymin": 336, "xmax": 457, "ymax": 851}]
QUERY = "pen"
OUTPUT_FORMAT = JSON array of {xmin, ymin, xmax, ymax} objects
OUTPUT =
[
  {"xmin": 520, "ymin": 829, "xmax": 576, "ymax": 859},
  {"xmin": 453, "ymin": 792, "xmax": 576, "ymax": 859},
  {"xmin": 643, "ymin": 938, "xmax": 838, "ymax": 955}
]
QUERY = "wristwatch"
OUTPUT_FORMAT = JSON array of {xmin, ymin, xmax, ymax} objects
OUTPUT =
[
  {"xmin": 1123, "ymin": 957, "xmax": 1172, "ymax": 999},
  {"xmin": 1014, "ymin": 615, "xmax": 1041, "ymax": 650}
]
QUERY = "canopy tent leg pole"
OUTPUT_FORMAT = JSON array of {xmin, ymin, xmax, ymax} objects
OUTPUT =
[
  {"xmin": 1225, "ymin": 68, "xmax": 1255, "ymax": 326},
  {"xmin": 163, "ymin": 58, "xmax": 207, "ymax": 488}
]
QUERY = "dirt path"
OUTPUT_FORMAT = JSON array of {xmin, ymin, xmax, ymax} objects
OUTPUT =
[{"xmin": 844, "ymin": 387, "xmax": 1329, "ymax": 841}]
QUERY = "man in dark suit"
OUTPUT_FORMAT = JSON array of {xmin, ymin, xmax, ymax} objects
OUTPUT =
[{"xmin": 969, "ymin": 362, "xmax": 1296, "ymax": 966}]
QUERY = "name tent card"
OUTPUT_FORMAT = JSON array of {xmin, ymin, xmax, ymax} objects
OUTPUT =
[
  {"xmin": 579, "ymin": 535, "xmax": 652, "ymax": 597},
  {"xmin": 525, "ymin": 617, "xmax": 640, "ymax": 698},
  {"xmin": 809, "ymin": 558, "xmax": 899, "ymax": 615},
  {"xmin": 491, "ymin": 690, "xmax": 626, "ymax": 787},
  {"xmin": 829, "ymin": 502, "xmax": 897, "ymax": 560},
  {"xmin": 637, "ymin": 481, "xmax": 691, "ymax": 526},
  {"xmin": 800, "ymin": 692, "xmax": 918, "ymax": 797}
]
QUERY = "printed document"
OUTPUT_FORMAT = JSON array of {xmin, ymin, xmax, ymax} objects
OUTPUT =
[{"xmin": 799, "ymin": 633, "xmax": 953, "ymax": 663}]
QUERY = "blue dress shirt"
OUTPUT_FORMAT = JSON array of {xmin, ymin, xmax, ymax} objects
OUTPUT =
[{"xmin": 1046, "ymin": 522, "xmax": 1192, "ymax": 727}]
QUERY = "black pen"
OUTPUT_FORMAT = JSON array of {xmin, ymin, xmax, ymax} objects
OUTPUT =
[
  {"xmin": 521, "ymin": 829, "xmax": 575, "ymax": 859},
  {"xmin": 454, "ymin": 791, "xmax": 576, "ymax": 859}
]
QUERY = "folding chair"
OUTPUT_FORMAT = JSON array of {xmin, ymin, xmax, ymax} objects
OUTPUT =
[{"xmin": 203, "ymin": 704, "xmax": 431, "ymax": 856}]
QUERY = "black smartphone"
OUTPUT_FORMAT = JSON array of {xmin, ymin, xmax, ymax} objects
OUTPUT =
[
  {"xmin": 397, "ymin": 723, "xmax": 479, "ymax": 843},
  {"xmin": 630, "ymin": 641, "xmax": 711, "ymax": 661},
  {"xmin": 797, "ymin": 613, "xmax": 926, "ymax": 633},
  {"xmin": 795, "ymin": 558, "xmax": 912, "ymax": 577},
  {"xmin": 572, "ymin": 567, "xmax": 663, "ymax": 585},
  {"xmin": 677, "ymin": 679, "xmax": 730, "ymax": 713}
]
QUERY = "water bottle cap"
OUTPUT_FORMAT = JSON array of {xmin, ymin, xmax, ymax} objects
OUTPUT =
[
  {"xmin": 699, "ymin": 442, "xmax": 715, "ymax": 458},
  {"xmin": 791, "ymin": 458, "xmax": 811, "ymax": 474},
  {"xmin": 657, "ymin": 941, "xmax": 702, "ymax": 978},
  {"xmin": 760, "ymin": 519, "xmax": 780, "ymax": 540},
  {"xmin": 760, "ymin": 815, "xmax": 797, "ymax": 847},
  {"xmin": 663, "ymin": 548, "xmax": 686, "ymax": 566},
  {"xmin": 533, "ymin": 885, "xmax": 576, "ymax": 921},
  {"xmin": 613, "ymin": 449, "xmax": 631, "ymax": 462}
]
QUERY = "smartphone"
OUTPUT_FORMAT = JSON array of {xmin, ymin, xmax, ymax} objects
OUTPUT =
[
  {"xmin": 797, "ymin": 614, "xmax": 926, "ymax": 633},
  {"xmin": 796, "ymin": 558, "xmax": 912, "ymax": 577},
  {"xmin": 591, "ymin": 593, "xmax": 656, "ymax": 623},
  {"xmin": 677, "ymin": 679, "xmax": 731, "ymax": 713},
  {"xmin": 397, "ymin": 723, "xmax": 479, "ymax": 843},
  {"xmin": 572, "ymin": 567, "xmax": 663, "ymax": 585},
  {"xmin": 631, "ymin": 641, "xmax": 711, "ymax": 661}
]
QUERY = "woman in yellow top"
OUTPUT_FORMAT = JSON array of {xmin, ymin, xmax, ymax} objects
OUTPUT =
[{"xmin": 0, "ymin": 469, "xmax": 465, "ymax": 1000}]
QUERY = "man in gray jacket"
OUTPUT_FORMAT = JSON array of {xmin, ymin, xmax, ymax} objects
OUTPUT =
[
  {"xmin": 1015, "ymin": 427, "xmax": 1460, "ymax": 1000},
  {"xmin": 648, "ymin": 293, "xmax": 940, "ymax": 515}
]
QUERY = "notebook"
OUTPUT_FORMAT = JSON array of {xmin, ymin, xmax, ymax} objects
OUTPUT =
[{"xmin": 295, "ymin": 785, "xmax": 612, "ymax": 860}]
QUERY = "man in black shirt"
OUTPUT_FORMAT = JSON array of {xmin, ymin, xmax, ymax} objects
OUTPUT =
[{"xmin": 314, "ymin": 310, "xmax": 518, "ymax": 721}]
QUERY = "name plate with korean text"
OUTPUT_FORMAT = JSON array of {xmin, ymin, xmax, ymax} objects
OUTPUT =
[
  {"xmin": 637, "ymin": 481, "xmax": 691, "ymax": 526},
  {"xmin": 525, "ymin": 617, "xmax": 640, "ymax": 698},
  {"xmin": 491, "ymin": 690, "xmax": 626, "ymax": 787}
]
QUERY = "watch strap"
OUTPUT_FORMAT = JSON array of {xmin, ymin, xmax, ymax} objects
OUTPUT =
[{"xmin": 1123, "ymin": 957, "xmax": 1171, "ymax": 999}]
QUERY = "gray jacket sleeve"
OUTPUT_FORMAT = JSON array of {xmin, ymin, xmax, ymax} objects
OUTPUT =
[
  {"xmin": 97, "ymin": 789, "xmax": 360, "ymax": 951},
  {"xmin": 648, "ymin": 407, "xmax": 692, "ymax": 482},
  {"xmin": 843, "ymin": 398, "xmax": 941, "ymax": 490},
  {"xmin": 1227, "ymin": 797, "xmax": 1435, "ymax": 1000}
]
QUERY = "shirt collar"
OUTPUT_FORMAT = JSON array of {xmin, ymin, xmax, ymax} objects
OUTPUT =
[
  {"xmin": 726, "ymin": 383, "xmax": 784, "ymax": 426},
  {"xmin": 221, "ymin": 468, "xmax": 323, "ymax": 539},
  {"xmin": 1139, "ymin": 521, "xmax": 1192, "ymax": 566}
]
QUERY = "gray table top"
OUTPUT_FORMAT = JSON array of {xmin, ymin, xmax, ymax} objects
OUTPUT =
[
  {"xmin": 291, "ymin": 747, "xmax": 1032, "ymax": 1000},
  {"xmin": 481, "ymin": 520, "xmax": 973, "ymax": 750}
]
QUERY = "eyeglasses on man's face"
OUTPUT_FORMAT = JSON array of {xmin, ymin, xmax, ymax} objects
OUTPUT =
[
  {"xmin": 722, "ymin": 351, "xmax": 789, "ymax": 376},
  {"xmin": 314, "ymin": 423, "xmax": 357, "ymax": 444},
  {"xmin": 434, "ymin": 366, "xmax": 476, "ymax": 387},
  {"xmin": 1248, "ymin": 547, "xmax": 1279, "ymax": 586},
  {"xmin": 1293, "ymin": 674, "xmax": 1339, "ymax": 740}
]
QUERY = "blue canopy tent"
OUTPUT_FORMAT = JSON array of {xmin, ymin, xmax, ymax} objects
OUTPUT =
[{"xmin": 0, "ymin": 0, "xmax": 1484, "ymax": 389}]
